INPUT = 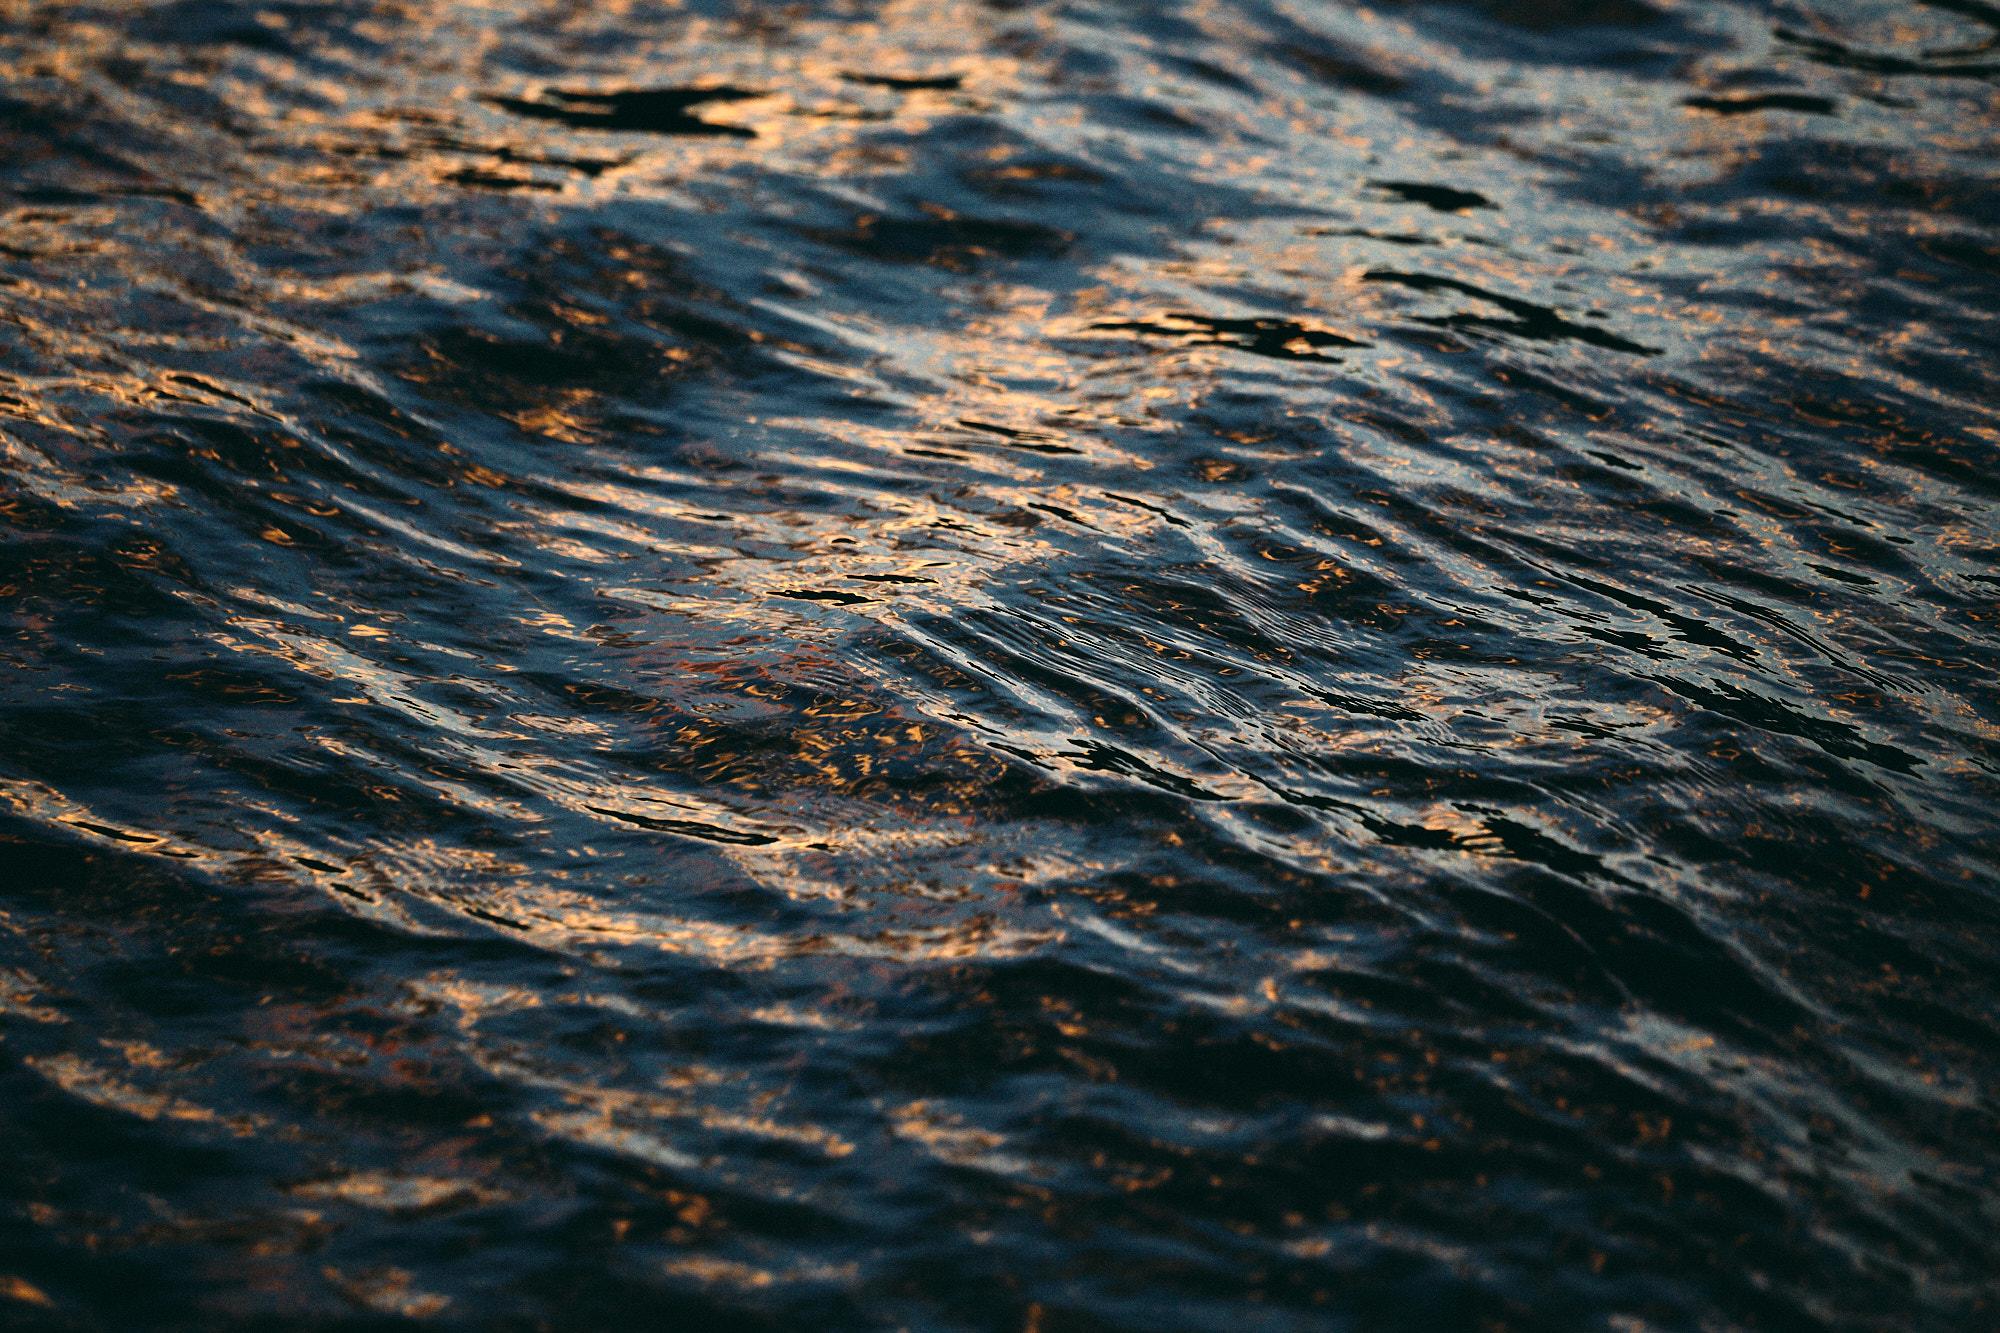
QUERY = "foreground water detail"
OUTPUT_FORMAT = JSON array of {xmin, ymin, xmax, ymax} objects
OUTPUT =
[{"xmin": 1, "ymin": 0, "xmax": 1997, "ymax": 1327}]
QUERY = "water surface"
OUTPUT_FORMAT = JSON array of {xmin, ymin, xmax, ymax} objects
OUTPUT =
[{"xmin": 1, "ymin": 0, "xmax": 1998, "ymax": 1327}]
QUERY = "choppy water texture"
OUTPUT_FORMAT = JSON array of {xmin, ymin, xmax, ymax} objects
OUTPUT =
[{"xmin": 1, "ymin": 0, "xmax": 1998, "ymax": 1327}]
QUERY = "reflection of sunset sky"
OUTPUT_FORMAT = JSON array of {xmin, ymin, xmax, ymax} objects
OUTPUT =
[{"xmin": 5, "ymin": 0, "xmax": 1995, "ymax": 1001}]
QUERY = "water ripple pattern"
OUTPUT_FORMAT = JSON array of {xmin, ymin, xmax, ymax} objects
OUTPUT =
[{"xmin": 0, "ymin": 0, "xmax": 1996, "ymax": 1327}]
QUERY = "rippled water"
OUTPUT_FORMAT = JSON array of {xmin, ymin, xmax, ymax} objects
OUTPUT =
[{"xmin": 2, "ymin": 0, "xmax": 1997, "ymax": 1326}]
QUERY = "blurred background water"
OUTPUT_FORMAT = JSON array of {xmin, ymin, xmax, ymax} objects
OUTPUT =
[{"xmin": 0, "ymin": 0, "xmax": 1997, "ymax": 1327}]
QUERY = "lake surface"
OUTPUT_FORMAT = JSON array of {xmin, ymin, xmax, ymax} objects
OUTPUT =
[{"xmin": 1, "ymin": 0, "xmax": 1997, "ymax": 1327}]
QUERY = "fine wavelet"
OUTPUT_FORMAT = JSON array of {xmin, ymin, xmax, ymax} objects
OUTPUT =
[{"xmin": 1, "ymin": 0, "xmax": 1997, "ymax": 1328}]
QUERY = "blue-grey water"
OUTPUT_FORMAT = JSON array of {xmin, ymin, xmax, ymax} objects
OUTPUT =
[{"xmin": 1, "ymin": 0, "xmax": 1997, "ymax": 1328}]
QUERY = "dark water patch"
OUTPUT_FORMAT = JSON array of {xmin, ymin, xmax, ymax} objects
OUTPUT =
[
  {"xmin": 844, "ymin": 71, "xmax": 964, "ymax": 91},
  {"xmin": 1274, "ymin": 40, "xmax": 1409, "ymax": 96},
  {"xmin": 445, "ymin": 165, "xmax": 564, "ymax": 193},
  {"xmin": 1776, "ymin": 28, "xmax": 2000, "ymax": 79},
  {"xmin": 1364, "ymin": 270, "xmax": 1659, "ymax": 354},
  {"xmin": 1683, "ymin": 91, "xmax": 1838, "ymax": 114},
  {"xmin": 804, "ymin": 210, "xmax": 1073, "ymax": 269},
  {"xmin": 1307, "ymin": 226, "xmax": 1439, "ymax": 247},
  {"xmin": 1916, "ymin": 231, "xmax": 2000, "ymax": 275},
  {"xmin": 1090, "ymin": 313, "xmax": 1370, "ymax": 361},
  {"xmin": 487, "ymin": 86, "xmax": 763, "ymax": 136},
  {"xmin": 1451, "ymin": 0, "xmax": 1666, "ymax": 31},
  {"xmin": 1370, "ymin": 180, "xmax": 1495, "ymax": 212},
  {"xmin": 1160, "ymin": 52, "xmax": 1259, "ymax": 94}
]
